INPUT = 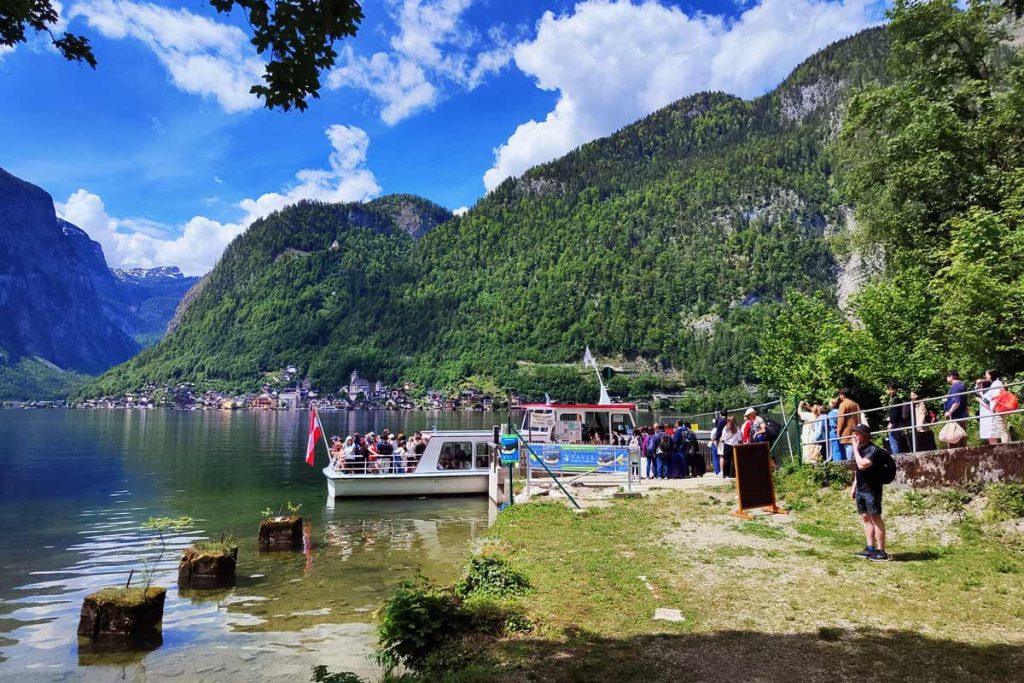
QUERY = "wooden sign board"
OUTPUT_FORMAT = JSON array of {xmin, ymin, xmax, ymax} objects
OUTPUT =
[{"xmin": 732, "ymin": 442, "xmax": 785, "ymax": 519}]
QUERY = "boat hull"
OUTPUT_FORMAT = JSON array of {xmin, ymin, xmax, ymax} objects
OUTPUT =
[{"xmin": 324, "ymin": 471, "xmax": 488, "ymax": 498}]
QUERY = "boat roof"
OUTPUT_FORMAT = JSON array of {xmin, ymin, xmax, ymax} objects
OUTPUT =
[{"xmin": 519, "ymin": 403, "xmax": 636, "ymax": 411}]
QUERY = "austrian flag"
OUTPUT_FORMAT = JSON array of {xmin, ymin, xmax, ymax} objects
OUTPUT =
[{"xmin": 306, "ymin": 406, "xmax": 324, "ymax": 466}]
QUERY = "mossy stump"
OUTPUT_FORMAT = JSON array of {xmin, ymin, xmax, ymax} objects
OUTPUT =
[
  {"xmin": 178, "ymin": 545, "xmax": 238, "ymax": 589},
  {"xmin": 77, "ymin": 587, "xmax": 166, "ymax": 648},
  {"xmin": 258, "ymin": 515, "xmax": 302, "ymax": 551}
]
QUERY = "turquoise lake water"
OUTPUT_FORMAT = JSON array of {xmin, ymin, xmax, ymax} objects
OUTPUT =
[{"xmin": 0, "ymin": 409, "xmax": 499, "ymax": 681}]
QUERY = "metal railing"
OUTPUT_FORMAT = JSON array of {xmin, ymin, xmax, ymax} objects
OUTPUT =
[
  {"xmin": 327, "ymin": 454, "xmax": 434, "ymax": 475},
  {"xmin": 795, "ymin": 379, "xmax": 1024, "ymax": 461}
]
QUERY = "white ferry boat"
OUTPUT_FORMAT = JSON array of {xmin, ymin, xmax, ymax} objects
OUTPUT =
[
  {"xmin": 323, "ymin": 429, "xmax": 496, "ymax": 499},
  {"xmin": 321, "ymin": 402, "xmax": 639, "ymax": 499}
]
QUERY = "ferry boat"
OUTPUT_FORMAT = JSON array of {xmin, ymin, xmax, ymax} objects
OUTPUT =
[
  {"xmin": 322, "ymin": 403, "xmax": 639, "ymax": 499},
  {"xmin": 323, "ymin": 430, "xmax": 496, "ymax": 499}
]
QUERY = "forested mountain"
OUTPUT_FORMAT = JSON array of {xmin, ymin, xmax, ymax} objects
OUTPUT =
[{"xmin": 84, "ymin": 28, "xmax": 892, "ymax": 399}]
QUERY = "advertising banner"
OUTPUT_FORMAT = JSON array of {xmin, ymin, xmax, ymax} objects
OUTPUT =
[{"xmin": 526, "ymin": 444, "xmax": 630, "ymax": 473}]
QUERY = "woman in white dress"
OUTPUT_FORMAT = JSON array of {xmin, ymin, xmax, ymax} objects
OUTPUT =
[{"xmin": 975, "ymin": 379, "xmax": 994, "ymax": 443}]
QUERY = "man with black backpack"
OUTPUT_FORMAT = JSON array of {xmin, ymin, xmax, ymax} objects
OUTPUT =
[{"xmin": 850, "ymin": 424, "xmax": 896, "ymax": 562}]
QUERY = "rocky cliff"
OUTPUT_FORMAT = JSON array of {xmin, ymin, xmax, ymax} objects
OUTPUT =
[{"xmin": 0, "ymin": 168, "xmax": 139, "ymax": 376}]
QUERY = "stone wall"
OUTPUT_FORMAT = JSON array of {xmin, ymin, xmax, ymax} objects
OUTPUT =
[{"xmin": 894, "ymin": 442, "xmax": 1024, "ymax": 488}]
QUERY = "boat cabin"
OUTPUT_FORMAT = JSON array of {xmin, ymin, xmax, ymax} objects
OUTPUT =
[{"xmin": 520, "ymin": 403, "xmax": 637, "ymax": 445}]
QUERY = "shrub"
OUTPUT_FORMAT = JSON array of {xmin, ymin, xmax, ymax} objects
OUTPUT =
[
  {"xmin": 891, "ymin": 489, "xmax": 930, "ymax": 517},
  {"xmin": 455, "ymin": 550, "xmax": 529, "ymax": 599},
  {"xmin": 985, "ymin": 483, "xmax": 1024, "ymax": 522},
  {"xmin": 932, "ymin": 488, "xmax": 972, "ymax": 516},
  {"xmin": 376, "ymin": 578, "xmax": 464, "ymax": 674}
]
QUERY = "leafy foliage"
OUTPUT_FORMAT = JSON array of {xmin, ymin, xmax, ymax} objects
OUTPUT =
[
  {"xmin": 758, "ymin": 1, "xmax": 1024, "ymax": 400},
  {"xmin": 1, "ymin": 0, "xmax": 363, "ymax": 111},
  {"xmin": 454, "ymin": 548, "xmax": 530, "ymax": 599},
  {"xmin": 985, "ymin": 482, "xmax": 1024, "ymax": 521}
]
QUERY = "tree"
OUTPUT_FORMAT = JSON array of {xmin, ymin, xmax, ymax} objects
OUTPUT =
[{"xmin": 0, "ymin": 0, "xmax": 363, "ymax": 111}]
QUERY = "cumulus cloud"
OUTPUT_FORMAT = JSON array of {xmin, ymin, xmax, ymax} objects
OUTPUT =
[
  {"xmin": 69, "ymin": 0, "xmax": 265, "ymax": 112},
  {"xmin": 483, "ymin": 0, "xmax": 883, "ymax": 191},
  {"xmin": 328, "ymin": 0, "xmax": 513, "ymax": 124},
  {"xmin": 57, "ymin": 125, "xmax": 381, "ymax": 275},
  {"xmin": 452, "ymin": 206, "xmax": 469, "ymax": 216}
]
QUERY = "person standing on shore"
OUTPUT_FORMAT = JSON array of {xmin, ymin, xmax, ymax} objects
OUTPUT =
[
  {"xmin": 850, "ymin": 424, "xmax": 889, "ymax": 562},
  {"xmin": 985, "ymin": 370, "xmax": 1009, "ymax": 445},
  {"xmin": 837, "ymin": 389, "xmax": 861, "ymax": 460},
  {"xmin": 646, "ymin": 424, "xmax": 662, "ymax": 480},
  {"xmin": 826, "ymin": 398, "xmax": 841, "ymax": 461},
  {"xmin": 709, "ymin": 410, "xmax": 727, "ymax": 476},
  {"xmin": 943, "ymin": 370, "xmax": 969, "ymax": 448},
  {"xmin": 720, "ymin": 416, "xmax": 741, "ymax": 478},
  {"xmin": 885, "ymin": 384, "xmax": 911, "ymax": 454}
]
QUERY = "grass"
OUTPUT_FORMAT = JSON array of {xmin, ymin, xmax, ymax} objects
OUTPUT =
[
  {"xmin": 89, "ymin": 586, "xmax": 165, "ymax": 608},
  {"xmin": 404, "ymin": 475, "xmax": 1024, "ymax": 682}
]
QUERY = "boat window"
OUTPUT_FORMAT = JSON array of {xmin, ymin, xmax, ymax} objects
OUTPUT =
[
  {"xmin": 612, "ymin": 412, "xmax": 633, "ymax": 435},
  {"xmin": 553, "ymin": 413, "xmax": 582, "ymax": 443},
  {"xmin": 584, "ymin": 412, "xmax": 610, "ymax": 444},
  {"xmin": 439, "ymin": 441, "xmax": 473, "ymax": 470},
  {"xmin": 474, "ymin": 442, "xmax": 491, "ymax": 469},
  {"xmin": 523, "ymin": 409, "xmax": 554, "ymax": 432}
]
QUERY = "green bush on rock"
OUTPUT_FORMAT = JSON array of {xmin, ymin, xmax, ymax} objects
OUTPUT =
[{"xmin": 376, "ymin": 548, "xmax": 531, "ymax": 676}]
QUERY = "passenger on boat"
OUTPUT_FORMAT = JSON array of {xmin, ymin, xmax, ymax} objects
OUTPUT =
[
  {"xmin": 453, "ymin": 444, "xmax": 471, "ymax": 469},
  {"xmin": 438, "ymin": 446, "xmax": 455, "ymax": 470},
  {"xmin": 330, "ymin": 436, "xmax": 344, "ymax": 470}
]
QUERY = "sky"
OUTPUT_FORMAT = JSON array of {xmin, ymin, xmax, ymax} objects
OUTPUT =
[{"xmin": 0, "ymin": 0, "xmax": 887, "ymax": 275}]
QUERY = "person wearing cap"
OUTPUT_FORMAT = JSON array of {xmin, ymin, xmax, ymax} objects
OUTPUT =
[
  {"xmin": 741, "ymin": 408, "xmax": 761, "ymax": 444},
  {"xmin": 849, "ymin": 424, "xmax": 889, "ymax": 562}
]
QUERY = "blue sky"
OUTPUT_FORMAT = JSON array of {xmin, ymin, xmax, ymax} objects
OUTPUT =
[{"xmin": 0, "ymin": 0, "xmax": 886, "ymax": 274}]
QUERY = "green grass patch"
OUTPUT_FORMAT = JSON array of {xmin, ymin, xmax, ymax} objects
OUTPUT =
[{"xmin": 735, "ymin": 522, "xmax": 786, "ymax": 540}]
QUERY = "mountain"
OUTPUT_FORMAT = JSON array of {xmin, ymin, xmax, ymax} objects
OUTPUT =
[
  {"xmin": 84, "ymin": 28, "xmax": 891, "ymax": 400},
  {"xmin": 106, "ymin": 265, "xmax": 200, "ymax": 346},
  {"xmin": 0, "ymin": 168, "xmax": 199, "ymax": 398}
]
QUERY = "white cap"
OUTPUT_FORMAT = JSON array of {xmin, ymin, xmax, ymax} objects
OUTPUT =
[{"xmin": 744, "ymin": 407, "xmax": 756, "ymax": 417}]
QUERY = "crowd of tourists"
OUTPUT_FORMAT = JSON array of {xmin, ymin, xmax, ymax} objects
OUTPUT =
[
  {"xmin": 328, "ymin": 429, "xmax": 430, "ymax": 474},
  {"xmin": 632, "ymin": 407, "xmax": 783, "ymax": 480},
  {"xmin": 794, "ymin": 369, "xmax": 1019, "ymax": 465}
]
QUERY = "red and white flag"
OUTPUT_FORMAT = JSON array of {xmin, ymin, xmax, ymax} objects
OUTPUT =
[{"xmin": 306, "ymin": 406, "xmax": 324, "ymax": 466}]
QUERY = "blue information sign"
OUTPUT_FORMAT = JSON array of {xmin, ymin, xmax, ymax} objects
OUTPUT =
[{"xmin": 526, "ymin": 444, "xmax": 629, "ymax": 473}]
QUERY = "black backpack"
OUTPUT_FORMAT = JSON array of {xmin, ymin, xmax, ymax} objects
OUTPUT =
[
  {"xmin": 377, "ymin": 441, "xmax": 393, "ymax": 456},
  {"xmin": 763, "ymin": 419, "xmax": 782, "ymax": 443},
  {"xmin": 876, "ymin": 448, "xmax": 898, "ymax": 485}
]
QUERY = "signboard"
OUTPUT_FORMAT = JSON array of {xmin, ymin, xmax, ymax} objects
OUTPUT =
[
  {"xmin": 732, "ymin": 442, "xmax": 784, "ymax": 519},
  {"xmin": 526, "ymin": 444, "xmax": 629, "ymax": 473}
]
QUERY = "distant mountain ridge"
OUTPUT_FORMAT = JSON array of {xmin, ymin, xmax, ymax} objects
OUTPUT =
[
  {"xmin": 112, "ymin": 266, "xmax": 189, "ymax": 283},
  {"xmin": 84, "ymin": 27, "xmax": 891, "ymax": 399},
  {"xmin": 0, "ymin": 168, "xmax": 199, "ymax": 398}
]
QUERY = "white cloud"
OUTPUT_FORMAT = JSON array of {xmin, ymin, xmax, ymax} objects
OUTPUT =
[
  {"xmin": 237, "ymin": 125, "xmax": 381, "ymax": 222},
  {"xmin": 69, "ymin": 0, "xmax": 265, "ymax": 113},
  {"xmin": 57, "ymin": 125, "xmax": 381, "ymax": 275},
  {"xmin": 453, "ymin": 206, "xmax": 469, "ymax": 216},
  {"xmin": 327, "ymin": 0, "xmax": 512, "ymax": 124},
  {"xmin": 484, "ymin": 0, "xmax": 882, "ymax": 191}
]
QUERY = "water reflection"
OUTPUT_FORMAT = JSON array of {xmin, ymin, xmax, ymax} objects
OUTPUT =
[{"xmin": 0, "ymin": 410, "xmax": 490, "ymax": 681}]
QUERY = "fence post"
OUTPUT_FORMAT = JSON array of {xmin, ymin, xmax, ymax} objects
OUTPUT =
[{"xmin": 792, "ymin": 395, "xmax": 802, "ymax": 466}]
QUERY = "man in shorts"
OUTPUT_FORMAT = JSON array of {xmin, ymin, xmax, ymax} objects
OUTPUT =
[{"xmin": 850, "ymin": 424, "xmax": 889, "ymax": 561}]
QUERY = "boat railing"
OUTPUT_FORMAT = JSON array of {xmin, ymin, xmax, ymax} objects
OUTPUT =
[{"xmin": 327, "ymin": 453, "xmax": 491, "ymax": 475}]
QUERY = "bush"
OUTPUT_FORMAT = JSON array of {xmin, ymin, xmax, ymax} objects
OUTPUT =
[
  {"xmin": 985, "ymin": 483, "xmax": 1024, "ymax": 522},
  {"xmin": 775, "ymin": 460, "xmax": 853, "ymax": 496},
  {"xmin": 376, "ymin": 578, "xmax": 464, "ymax": 674},
  {"xmin": 377, "ymin": 548, "xmax": 531, "ymax": 676},
  {"xmin": 455, "ymin": 550, "xmax": 529, "ymax": 599}
]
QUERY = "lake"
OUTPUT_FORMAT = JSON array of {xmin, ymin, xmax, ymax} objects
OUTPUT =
[{"xmin": 0, "ymin": 409, "xmax": 501, "ymax": 681}]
